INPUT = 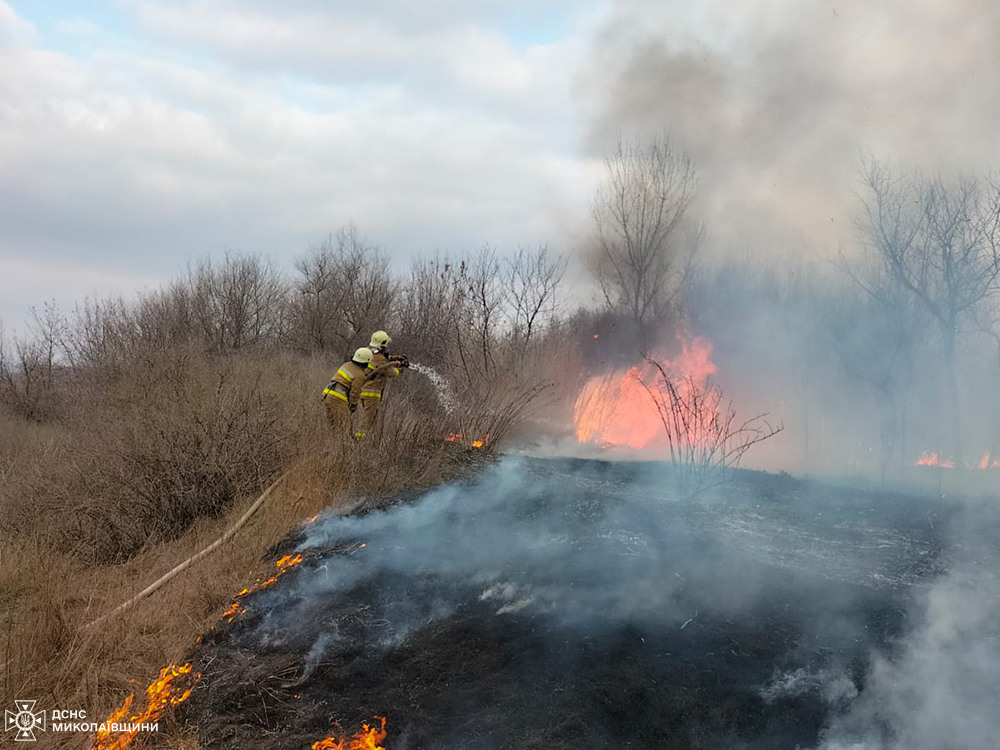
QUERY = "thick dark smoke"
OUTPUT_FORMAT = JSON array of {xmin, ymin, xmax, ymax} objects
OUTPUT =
[
  {"xmin": 185, "ymin": 457, "xmax": 1000, "ymax": 748},
  {"xmin": 583, "ymin": 0, "xmax": 1000, "ymax": 254}
]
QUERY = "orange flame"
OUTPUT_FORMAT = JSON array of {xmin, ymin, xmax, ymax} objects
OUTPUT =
[
  {"xmin": 221, "ymin": 601, "xmax": 244, "ymax": 622},
  {"xmin": 444, "ymin": 433, "xmax": 489, "ymax": 449},
  {"xmin": 916, "ymin": 450, "xmax": 1000, "ymax": 469},
  {"xmin": 574, "ymin": 335, "xmax": 717, "ymax": 450},
  {"xmin": 92, "ymin": 663, "xmax": 199, "ymax": 749},
  {"xmin": 976, "ymin": 451, "xmax": 1000, "ymax": 469},
  {"xmin": 916, "ymin": 451, "xmax": 955, "ymax": 468},
  {"xmin": 312, "ymin": 716, "xmax": 388, "ymax": 750},
  {"xmin": 223, "ymin": 553, "xmax": 304, "ymax": 622}
]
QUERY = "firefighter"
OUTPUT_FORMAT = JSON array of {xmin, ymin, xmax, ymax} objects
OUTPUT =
[
  {"xmin": 360, "ymin": 330, "xmax": 409, "ymax": 433},
  {"xmin": 322, "ymin": 347, "xmax": 373, "ymax": 439}
]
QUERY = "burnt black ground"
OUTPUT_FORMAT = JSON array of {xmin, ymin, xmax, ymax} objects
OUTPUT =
[{"xmin": 173, "ymin": 457, "xmax": 996, "ymax": 749}]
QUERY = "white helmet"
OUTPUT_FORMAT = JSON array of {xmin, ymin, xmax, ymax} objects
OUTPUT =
[
  {"xmin": 352, "ymin": 347, "xmax": 374, "ymax": 365},
  {"xmin": 369, "ymin": 330, "xmax": 391, "ymax": 349}
]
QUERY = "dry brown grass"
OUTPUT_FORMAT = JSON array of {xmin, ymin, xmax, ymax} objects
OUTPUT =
[
  {"xmin": 0, "ymin": 351, "xmax": 488, "ymax": 749},
  {"xmin": 0, "ymin": 242, "xmax": 561, "ymax": 748}
]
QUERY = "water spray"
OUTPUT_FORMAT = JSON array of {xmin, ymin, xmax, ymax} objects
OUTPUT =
[{"xmin": 409, "ymin": 362, "xmax": 459, "ymax": 415}]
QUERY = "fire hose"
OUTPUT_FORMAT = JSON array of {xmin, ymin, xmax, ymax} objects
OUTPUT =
[{"xmin": 82, "ymin": 464, "xmax": 298, "ymax": 631}]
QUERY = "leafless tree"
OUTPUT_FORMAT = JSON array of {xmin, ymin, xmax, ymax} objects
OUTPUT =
[
  {"xmin": 835, "ymin": 251, "xmax": 924, "ymax": 483},
  {"xmin": 185, "ymin": 253, "xmax": 287, "ymax": 353},
  {"xmin": 396, "ymin": 255, "xmax": 465, "ymax": 366},
  {"xmin": 0, "ymin": 303, "xmax": 63, "ymax": 421},
  {"xmin": 506, "ymin": 244, "xmax": 567, "ymax": 356},
  {"xmin": 290, "ymin": 224, "xmax": 397, "ymax": 356},
  {"xmin": 856, "ymin": 158, "xmax": 1000, "ymax": 465},
  {"xmin": 589, "ymin": 134, "xmax": 701, "ymax": 341},
  {"xmin": 456, "ymin": 246, "xmax": 506, "ymax": 381}
]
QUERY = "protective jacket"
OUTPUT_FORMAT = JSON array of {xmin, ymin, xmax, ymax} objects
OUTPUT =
[
  {"xmin": 323, "ymin": 360, "xmax": 367, "ymax": 409},
  {"xmin": 361, "ymin": 349, "xmax": 403, "ymax": 401}
]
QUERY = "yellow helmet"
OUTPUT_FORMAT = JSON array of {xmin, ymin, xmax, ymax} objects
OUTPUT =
[
  {"xmin": 352, "ymin": 347, "xmax": 374, "ymax": 365},
  {"xmin": 369, "ymin": 330, "xmax": 391, "ymax": 349}
]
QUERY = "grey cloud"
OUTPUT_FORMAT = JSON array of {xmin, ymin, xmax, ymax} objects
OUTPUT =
[{"xmin": 582, "ymin": 0, "xmax": 1000, "ymax": 255}]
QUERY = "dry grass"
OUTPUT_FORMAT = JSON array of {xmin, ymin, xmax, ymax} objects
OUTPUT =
[
  {"xmin": 0, "ymin": 242, "xmax": 560, "ymax": 748},
  {"xmin": 0, "ymin": 351, "xmax": 490, "ymax": 749}
]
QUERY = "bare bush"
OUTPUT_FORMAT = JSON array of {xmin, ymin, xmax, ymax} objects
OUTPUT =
[
  {"xmin": 184, "ymin": 253, "xmax": 288, "ymax": 354},
  {"xmin": 640, "ymin": 363, "xmax": 782, "ymax": 500},
  {"xmin": 2, "ymin": 348, "xmax": 309, "ymax": 563}
]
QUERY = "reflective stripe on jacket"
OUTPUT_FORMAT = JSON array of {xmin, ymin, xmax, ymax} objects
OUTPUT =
[{"xmin": 322, "ymin": 360, "xmax": 366, "ymax": 407}]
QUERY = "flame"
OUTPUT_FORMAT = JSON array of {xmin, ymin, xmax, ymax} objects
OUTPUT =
[
  {"xmin": 916, "ymin": 450, "xmax": 1000, "ymax": 469},
  {"xmin": 222, "ymin": 553, "xmax": 304, "ymax": 622},
  {"xmin": 312, "ymin": 716, "xmax": 388, "ymax": 750},
  {"xmin": 574, "ymin": 335, "xmax": 717, "ymax": 450},
  {"xmin": 92, "ymin": 663, "xmax": 199, "ymax": 749},
  {"xmin": 444, "ymin": 433, "xmax": 489, "ymax": 449},
  {"xmin": 976, "ymin": 451, "xmax": 1000, "ymax": 469},
  {"xmin": 915, "ymin": 451, "xmax": 954, "ymax": 468},
  {"xmin": 221, "ymin": 601, "xmax": 244, "ymax": 622}
]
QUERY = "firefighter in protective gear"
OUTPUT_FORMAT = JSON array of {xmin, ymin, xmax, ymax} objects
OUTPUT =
[
  {"xmin": 322, "ymin": 347, "xmax": 373, "ymax": 438},
  {"xmin": 360, "ymin": 330, "xmax": 409, "ymax": 433}
]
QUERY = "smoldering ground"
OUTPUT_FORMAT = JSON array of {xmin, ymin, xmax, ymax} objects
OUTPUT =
[{"xmin": 178, "ymin": 457, "xmax": 1000, "ymax": 748}]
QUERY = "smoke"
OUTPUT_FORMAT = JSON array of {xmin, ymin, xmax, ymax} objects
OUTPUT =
[
  {"xmin": 583, "ymin": 0, "xmax": 1000, "ymax": 255},
  {"xmin": 759, "ymin": 666, "xmax": 858, "ymax": 707},
  {"xmin": 191, "ymin": 455, "xmax": 1000, "ymax": 746},
  {"xmin": 288, "ymin": 630, "xmax": 343, "ymax": 686},
  {"xmin": 817, "ymin": 506, "xmax": 1000, "ymax": 750}
]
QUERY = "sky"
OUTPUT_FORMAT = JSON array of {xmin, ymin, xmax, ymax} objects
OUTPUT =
[
  {"xmin": 4, "ymin": 0, "xmax": 998, "ymax": 330},
  {"xmin": 0, "ymin": 0, "xmax": 607, "ymax": 327}
]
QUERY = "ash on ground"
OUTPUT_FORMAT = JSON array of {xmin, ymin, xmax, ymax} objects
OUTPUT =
[{"xmin": 178, "ymin": 457, "xmax": 1000, "ymax": 749}]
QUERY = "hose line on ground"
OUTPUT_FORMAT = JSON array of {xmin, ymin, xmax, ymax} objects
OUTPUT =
[{"xmin": 82, "ymin": 464, "xmax": 298, "ymax": 631}]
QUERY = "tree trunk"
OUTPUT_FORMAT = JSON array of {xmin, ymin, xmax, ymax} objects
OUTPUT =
[
  {"xmin": 943, "ymin": 327, "xmax": 964, "ymax": 467},
  {"xmin": 991, "ymin": 334, "xmax": 1000, "ymax": 462}
]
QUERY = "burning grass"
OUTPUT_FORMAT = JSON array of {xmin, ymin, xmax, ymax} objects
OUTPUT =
[
  {"xmin": 92, "ymin": 663, "xmax": 200, "ymax": 750},
  {"xmin": 220, "ymin": 553, "xmax": 305, "ymax": 624},
  {"xmin": 0, "ymin": 351, "xmax": 497, "ymax": 749},
  {"xmin": 175, "ymin": 457, "xmax": 959, "ymax": 749},
  {"xmin": 311, "ymin": 716, "xmax": 388, "ymax": 750}
]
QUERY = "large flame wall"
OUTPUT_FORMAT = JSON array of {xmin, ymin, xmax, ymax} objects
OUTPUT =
[{"xmin": 574, "ymin": 335, "xmax": 717, "ymax": 451}]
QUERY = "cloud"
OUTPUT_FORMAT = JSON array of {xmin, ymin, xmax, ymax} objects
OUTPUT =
[
  {"xmin": 0, "ymin": 254, "xmax": 156, "ymax": 333},
  {"xmin": 0, "ymin": 0, "xmax": 34, "ymax": 49},
  {"xmin": 123, "ymin": 0, "xmax": 587, "ymax": 111},
  {"xmin": 0, "ymin": 1, "xmax": 601, "ymax": 323}
]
